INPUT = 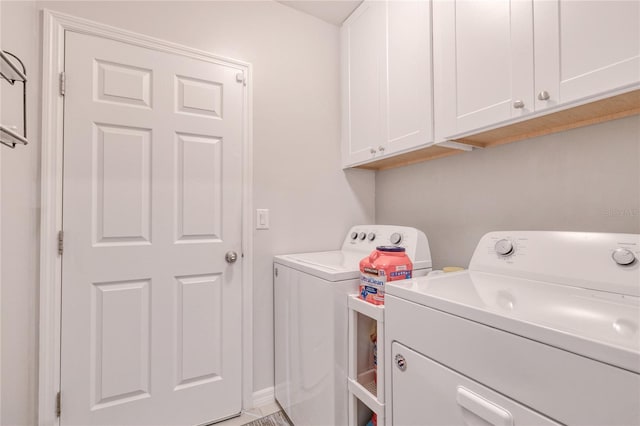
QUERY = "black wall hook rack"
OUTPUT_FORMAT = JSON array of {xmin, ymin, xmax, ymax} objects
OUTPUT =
[{"xmin": 0, "ymin": 50, "xmax": 28, "ymax": 148}]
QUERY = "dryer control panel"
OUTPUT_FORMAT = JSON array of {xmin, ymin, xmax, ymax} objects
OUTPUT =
[{"xmin": 470, "ymin": 231, "xmax": 640, "ymax": 297}]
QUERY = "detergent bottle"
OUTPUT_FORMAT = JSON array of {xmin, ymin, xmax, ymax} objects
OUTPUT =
[{"xmin": 359, "ymin": 246, "xmax": 413, "ymax": 305}]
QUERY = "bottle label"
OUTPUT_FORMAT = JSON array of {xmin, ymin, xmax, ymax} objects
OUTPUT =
[{"xmin": 360, "ymin": 265, "xmax": 412, "ymax": 305}]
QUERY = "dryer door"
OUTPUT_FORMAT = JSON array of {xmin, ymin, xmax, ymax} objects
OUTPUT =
[{"xmin": 390, "ymin": 342, "xmax": 561, "ymax": 426}]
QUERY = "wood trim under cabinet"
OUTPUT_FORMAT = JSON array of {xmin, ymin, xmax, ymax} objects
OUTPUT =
[
  {"xmin": 352, "ymin": 89, "xmax": 639, "ymax": 171},
  {"xmin": 454, "ymin": 89, "xmax": 640, "ymax": 148},
  {"xmin": 355, "ymin": 144, "xmax": 461, "ymax": 170}
]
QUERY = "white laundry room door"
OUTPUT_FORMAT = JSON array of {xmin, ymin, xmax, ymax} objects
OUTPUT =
[{"xmin": 60, "ymin": 30, "xmax": 244, "ymax": 426}]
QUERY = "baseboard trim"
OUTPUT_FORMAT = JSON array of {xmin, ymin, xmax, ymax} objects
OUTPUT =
[{"xmin": 251, "ymin": 387, "xmax": 275, "ymax": 408}]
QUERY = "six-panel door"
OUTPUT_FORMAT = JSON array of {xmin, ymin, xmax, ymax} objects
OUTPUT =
[{"xmin": 61, "ymin": 31, "xmax": 244, "ymax": 426}]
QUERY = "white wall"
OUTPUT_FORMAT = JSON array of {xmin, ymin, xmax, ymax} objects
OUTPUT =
[
  {"xmin": 1, "ymin": 2, "xmax": 40, "ymax": 425},
  {"xmin": 0, "ymin": 2, "xmax": 375, "ymax": 424},
  {"xmin": 377, "ymin": 116, "xmax": 640, "ymax": 269}
]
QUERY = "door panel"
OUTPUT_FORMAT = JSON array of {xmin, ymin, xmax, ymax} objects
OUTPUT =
[
  {"xmin": 342, "ymin": 0, "xmax": 386, "ymax": 165},
  {"xmin": 434, "ymin": 0, "xmax": 534, "ymax": 137},
  {"xmin": 386, "ymin": 0, "xmax": 433, "ymax": 153},
  {"xmin": 534, "ymin": 0, "xmax": 640, "ymax": 110},
  {"xmin": 391, "ymin": 342, "xmax": 561, "ymax": 426},
  {"xmin": 61, "ymin": 31, "xmax": 244, "ymax": 426}
]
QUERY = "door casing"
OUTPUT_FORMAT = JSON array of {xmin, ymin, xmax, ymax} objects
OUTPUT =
[{"xmin": 38, "ymin": 9, "xmax": 254, "ymax": 426}]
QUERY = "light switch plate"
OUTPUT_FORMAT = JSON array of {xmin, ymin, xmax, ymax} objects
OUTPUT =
[{"xmin": 256, "ymin": 208, "xmax": 269, "ymax": 230}]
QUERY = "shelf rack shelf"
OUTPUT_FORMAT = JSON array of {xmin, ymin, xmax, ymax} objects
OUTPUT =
[
  {"xmin": 0, "ymin": 50, "xmax": 28, "ymax": 148},
  {"xmin": 348, "ymin": 295, "xmax": 385, "ymax": 426}
]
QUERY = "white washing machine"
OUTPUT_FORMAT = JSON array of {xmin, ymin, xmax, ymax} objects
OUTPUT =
[
  {"xmin": 274, "ymin": 225, "xmax": 432, "ymax": 426},
  {"xmin": 385, "ymin": 231, "xmax": 640, "ymax": 426}
]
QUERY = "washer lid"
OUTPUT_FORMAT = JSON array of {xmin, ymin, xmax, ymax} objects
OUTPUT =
[
  {"xmin": 386, "ymin": 271, "xmax": 640, "ymax": 373},
  {"xmin": 274, "ymin": 251, "xmax": 431, "ymax": 282},
  {"xmin": 274, "ymin": 251, "xmax": 363, "ymax": 282}
]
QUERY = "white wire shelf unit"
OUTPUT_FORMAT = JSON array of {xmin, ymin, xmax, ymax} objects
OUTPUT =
[{"xmin": 348, "ymin": 294, "xmax": 385, "ymax": 426}]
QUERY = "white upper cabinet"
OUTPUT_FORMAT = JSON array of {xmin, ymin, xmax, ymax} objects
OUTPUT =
[
  {"xmin": 435, "ymin": 0, "xmax": 640, "ymax": 140},
  {"xmin": 342, "ymin": 0, "xmax": 434, "ymax": 168},
  {"xmin": 341, "ymin": 1, "xmax": 386, "ymax": 166},
  {"xmin": 386, "ymin": 0, "xmax": 433, "ymax": 155},
  {"xmin": 533, "ymin": 0, "xmax": 640, "ymax": 111},
  {"xmin": 433, "ymin": 0, "xmax": 534, "ymax": 139}
]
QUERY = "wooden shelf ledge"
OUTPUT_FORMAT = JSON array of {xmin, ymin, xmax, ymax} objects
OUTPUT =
[
  {"xmin": 352, "ymin": 88, "xmax": 640, "ymax": 171},
  {"xmin": 354, "ymin": 144, "xmax": 461, "ymax": 171},
  {"xmin": 454, "ymin": 89, "xmax": 640, "ymax": 149}
]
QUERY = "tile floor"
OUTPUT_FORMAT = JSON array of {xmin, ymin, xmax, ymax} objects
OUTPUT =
[{"xmin": 214, "ymin": 401, "xmax": 283, "ymax": 426}]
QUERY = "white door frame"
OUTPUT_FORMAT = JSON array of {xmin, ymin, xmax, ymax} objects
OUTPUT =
[{"xmin": 39, "ymin": 9, "xmax": 254, "ymax": 425}]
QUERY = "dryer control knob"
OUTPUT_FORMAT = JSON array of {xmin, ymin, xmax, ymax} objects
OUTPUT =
[
  {"xmin": 495, "ymin": 239, "xmax": 515, "ymax": 257},
  {"xmin": 351, "ymin": 232, "xmax": 358, "ymax": 240},
  {"xmin": 368, "ymin": 232, "xmax": 376, "ymax": 241},
  {"xmin": 612, "ymin": 248, "xmax": 636, "ymax": 266},
  {"xmin": 390, "ymin": 232, "xmax": 402, "ymax": 245},
  {"xmin": 358, "ymin": 232, "xmax": 367, "ymax": 241}
]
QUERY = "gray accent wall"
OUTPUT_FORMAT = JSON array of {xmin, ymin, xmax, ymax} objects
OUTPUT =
[{"xmin": 376, "ymin": 115, "xmax": 640, "ymax": 269}]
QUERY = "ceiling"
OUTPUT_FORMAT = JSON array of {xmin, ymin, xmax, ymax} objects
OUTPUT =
[{"xmin": 278, "ymin": 1, "xmax": 363, "ymax": 26}]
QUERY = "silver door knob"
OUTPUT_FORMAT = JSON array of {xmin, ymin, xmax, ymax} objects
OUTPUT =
[
  {"xmin": 370, "ymin": 148, "xmax": 377, "ymax": 154},
  {"xmin": 225, "ymin": 251, "xmax": 238, "ymax": 263},
  {"xmin": 378, "ymin": 145, "xmax": 385, "ymax": 152},
  {"xmin": 513, "ymin": 100, "xmax": 525, "ymax": 109},
  {"xmin": 537, "ymin": 90, "xmax": 550, "ymax": 101}
]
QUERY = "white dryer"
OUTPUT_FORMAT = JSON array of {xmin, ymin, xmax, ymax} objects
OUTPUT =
[
  {"xmin": 385, "ymin": 231, "xmax": 640, "ymax": 426},
  {"xmin": 274, "ymin": 225, "xmax": 432, "ymax": 426}
]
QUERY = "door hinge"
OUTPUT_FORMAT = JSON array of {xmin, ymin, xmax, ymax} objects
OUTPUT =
[
  {"xmin": 235, "ymin": 72, "xmax": 246, "ymax": 86},
  {"xmin": 58, "ymin": 230, "xmax": 64, "ymax": 256},
  {"xmin": 59, "ymin": 72, "xmax": 66, "ymax": 96},
  {"xmin": 55, "ymin": 391, "xmax": 61, "ymax": 418}
]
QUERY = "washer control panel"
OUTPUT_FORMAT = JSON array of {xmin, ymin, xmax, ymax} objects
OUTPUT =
[
  {"xmin": 342, "ymin": 225, "xmax": 432, "ymax": 265},
  {"xmin": 470, "ymin": 231, "xmax": 640, "ymax": 297}
]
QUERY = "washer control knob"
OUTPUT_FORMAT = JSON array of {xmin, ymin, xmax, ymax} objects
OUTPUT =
[
  {"xmin": 368, "ymin": 232, "xmax": 376, "ymax": 241},
  {"xmin": 612, "ymin": 248, "xmax": 636, "ymax": 266},
  {"xmin": 390, "ymin": 232, "xmax": 402, "ymax": 245},
  {"xmin": 350, "ymin": 231, "xmax": 358, "ymax": 240},
  {"xmin": 358, "ymin": 232, "xmax": 367, "ymax": 241},
  {"xmin": 495, "ymin": 239, "xmax": 515, "ymax": 257}
]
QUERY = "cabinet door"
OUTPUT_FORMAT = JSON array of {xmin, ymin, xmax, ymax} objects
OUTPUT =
[
  {"xmin": 341, "ymin": 0, "xmax": 386, "ymax": 167},
  {"xmin": 385, "ymin": 0, "xmax": 433, "ymax": 155},
  {"xmin": 434, "ymin": 0, "xmax": 534, "ymax": 138},
  {"xmin": 534, "ymin": 0, "xmax": 640, "ymax": 111}
]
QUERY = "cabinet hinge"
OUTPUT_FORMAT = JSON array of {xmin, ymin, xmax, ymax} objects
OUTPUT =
[
  {"xmin": 59, "ymin": 72, "xmax": 66, "ymax": 96},
  {"xmin": 55, "ymin": 391, "xmax": 61, "ymax": 418},
  {"xmin": 235, "ymin": 72, "xmax": 246, "ymax": 86},
  {"xmin": 58, "ymin": 230, "xmax": 64, "ymax": 256}
]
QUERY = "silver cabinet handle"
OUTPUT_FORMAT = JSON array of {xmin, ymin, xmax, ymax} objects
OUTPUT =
[
  {"xmin": 370, "ymin": 148, "xmax": 377, "ymax": 154},
  {"xmin": 378, "ymin": 145, "xmax": 385, "ymax": 152},
  {"xmin": 537, "ymin": 90, "xmax": 550, "ymax": 101},
  {"xmin": 225, "ymin": 251, "xmax": 238, "ymax": 264},
  {"xmin": 513, "ymin": 100, "xmax": 525, "ymax": 109}
]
